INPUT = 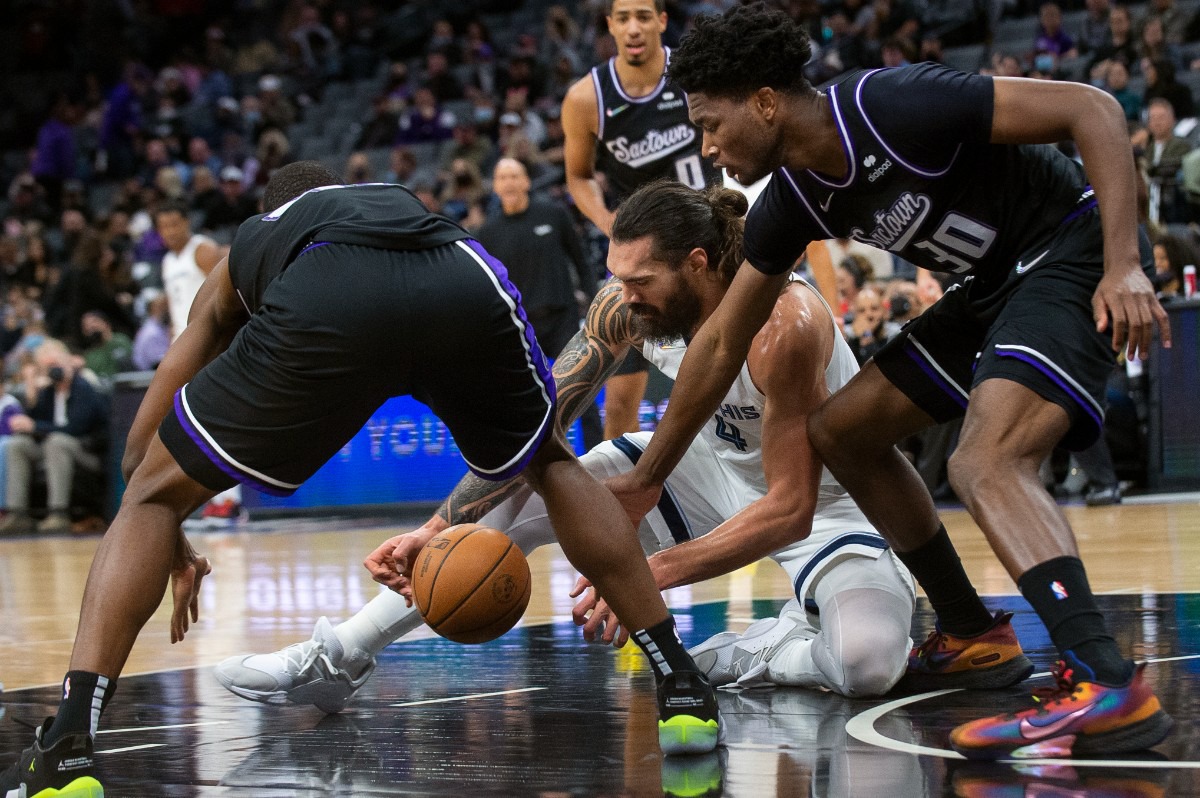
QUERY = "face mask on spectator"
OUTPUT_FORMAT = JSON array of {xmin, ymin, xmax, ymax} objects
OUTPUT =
[
  {"xmin": 84, "ymin": 331, "xmax": 104, "ymax": 347},
  {"xmin": 47, "ymin": 366, "xmax": 66, "ymax": 383}
]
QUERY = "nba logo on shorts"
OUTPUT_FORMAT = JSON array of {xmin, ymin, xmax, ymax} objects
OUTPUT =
[{"xmin": 1051, "ymin": 581, "xmax": 1069, "ymax": 600}]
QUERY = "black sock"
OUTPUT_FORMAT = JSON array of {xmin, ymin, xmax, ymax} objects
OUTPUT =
[
  {"xmin": 1018, "ymin": 556, "xmax": 1132, "ymax": 685},
  {"xmin": 895, "ymin": 525, "xmax": 993, "ymax": 637},
  {"xmin": 44, "ymin": 671, "xmax": 116, "ymax": 746},
  {"xmin": 632, "ymin": 616, "xmax": 698, "ymax": 681}
]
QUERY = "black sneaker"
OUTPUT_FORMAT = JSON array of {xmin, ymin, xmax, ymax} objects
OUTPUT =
[
  {"xmin": 0, "ymin": 717, "xmax": 103, "ymax": 797},
  {"xmin": 657, "ymin": 671, "xmax": 722, "ymax": 756}
]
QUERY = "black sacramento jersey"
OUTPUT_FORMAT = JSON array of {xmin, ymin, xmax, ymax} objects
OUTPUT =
[
  {"xmin": 591, "ymin": 48, "xmax": 722, "ymax": 197},
  {"xmin": 230, "ymin": 183, "xmax": 468, "ymax": 312},
  {"xmin": 745, "ymin": 64, "xmax": 1097, "ymax": 289}
]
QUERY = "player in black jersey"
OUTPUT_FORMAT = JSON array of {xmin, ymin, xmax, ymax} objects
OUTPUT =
[
  {"xmin": 562, "ymin": 0, "xmax": 722, "ymax": 439},
  {"xmin": 0, "ymin": 163, "xmax": 722, "ymax": 798},
  {"xmin": 607, "ymin": 6, "xmax": 1173, "ymax": 760}
]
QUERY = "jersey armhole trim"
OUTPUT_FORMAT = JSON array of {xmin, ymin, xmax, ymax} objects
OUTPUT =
[{"xmin": 591, "ymin": 67, "xmax": 606, "ymax": 140}]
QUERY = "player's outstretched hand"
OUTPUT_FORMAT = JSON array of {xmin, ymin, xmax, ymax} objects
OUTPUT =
[
  {"xmin": 604, "ymin": 470, "xmax": 662, "ymax": 530},
  {"xmin": 569, "ymin": 576, "xmax": 629, "ymax": 648},
  {"xmin": 364, "ymin": 528, "xmax": 437, "ymax": 605},
  {"xmin": 1093, "ymin": 266, "xmax": 1171, "ymax": 361},
  {"xmin": 170, "ymin": 532, "xmax": 211, "ymax": 644}
]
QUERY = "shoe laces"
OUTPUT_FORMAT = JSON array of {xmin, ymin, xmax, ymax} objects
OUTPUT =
[
  {"xmin": 911, "ymin": 626, "xmax": 948, "ymax": 661},
  {"xmin": 1027, "ymin": 660, "xmax": 1082, "ymax": 713},
  {"xmin": 278, "ymin": 640, "xmax": 329, "ymax": 679}
]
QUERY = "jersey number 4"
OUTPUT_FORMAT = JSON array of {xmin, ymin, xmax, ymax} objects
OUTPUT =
[{"xmin": 713, "ymin": 416, "xmax": 748, "ymax": 452}]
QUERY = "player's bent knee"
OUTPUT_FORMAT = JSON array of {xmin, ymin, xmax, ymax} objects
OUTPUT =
[{"xmin": 837, "ymin": 631, "xmax": 908, "ymax": 697}]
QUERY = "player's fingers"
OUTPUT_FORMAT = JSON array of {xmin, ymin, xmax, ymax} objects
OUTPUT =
[
  {"xmin": 615, "ymin": 626, "xmax": 630, "ymax": 649},
  {"xmin": 1110, "ymin": 303, "xmax": 1129, "ymax": 353},
  {"xmin": 1092, "ymin": 292, "xmax": 1109, "ymax": 334},
  {"xmin": 572, "ymin": 594, "xmax": 596, "ymax": 626},
  {"xmin": 568, "ymin": 575, "xmax": 591, "ymax": 598},
  {"xmin": 1130, "ymin": 301, "xmax": 1153, "ymax": 361},
  {"xmin": 1153, "ymin": 299, "xmax": 1172, "ymax": 349}
]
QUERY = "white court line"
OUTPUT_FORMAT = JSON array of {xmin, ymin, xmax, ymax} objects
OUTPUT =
[
  {"xmin": 845, "ymin": 654, "xmax": 1200, "ymax": 768},
  {"xmin": 392, "ymin": 687, "xmax": 545, "ymax": 707},
  {"xmin": 98, "ymin": 743, "xmax": 165, "ymax": 755},
  {"xmin": 98, "ymin": 720, "xmax": 230, "ymax": 735}
]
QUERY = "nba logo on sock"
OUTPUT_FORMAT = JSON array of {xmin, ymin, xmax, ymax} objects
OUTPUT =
[
  {"xmin": 63, "ymin": 677, "xmax": 71, "ymax": 700},
  {"xmin": 1051, "ymin": 580, "xmax": 1069, "ymax": 600}
]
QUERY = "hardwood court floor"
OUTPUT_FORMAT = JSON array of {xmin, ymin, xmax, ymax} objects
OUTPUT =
[{"xmin": 0, "ymin": 498, "xmax": 1198, "ymax": 795}]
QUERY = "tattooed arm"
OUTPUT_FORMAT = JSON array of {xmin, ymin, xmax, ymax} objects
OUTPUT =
[{"xmin": 363, "ymin": 281, "xmax": 642, "ymax": 589}]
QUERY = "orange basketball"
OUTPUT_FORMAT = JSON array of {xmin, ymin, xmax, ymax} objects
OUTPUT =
[{"xmin": 411, "ymin": 523, "xmax": 531, "ymax": 644}]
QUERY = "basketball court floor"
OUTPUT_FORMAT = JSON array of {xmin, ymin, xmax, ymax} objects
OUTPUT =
[{"xmin": 1, "ymin": 497, "xmax": 1197, "ymax": 796}]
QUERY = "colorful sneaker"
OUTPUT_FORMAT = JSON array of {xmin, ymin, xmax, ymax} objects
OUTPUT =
[
  {"xmin": 657, "ymin": 671, "xmax": 723, "ymax": 756},
  {"xmin": 949, "ymin": 656, "xmax": 1174, "ymax": 760},
  {"xmin": 900, "ymin": 610, "xmax": 1034, "ymax": 691},
  {"xmin": 214, "ymin": 617, "xmax": 376, "ymax": 713},
  {"xmin": 687, "ymin": 600, "xmax": 813, "ymax": 689},
  {"xmin": 0, "ymin": 717, "xmax": 103, "ymax": 797}
]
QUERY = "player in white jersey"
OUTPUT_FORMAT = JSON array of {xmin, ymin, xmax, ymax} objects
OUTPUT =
[
  {"xmin": 214, "ymin": 181, "xmax": 915, "ymax": 711},
  {"xmin": 155, "ymin": 200, "xmax": 227, "ymax": 341}
]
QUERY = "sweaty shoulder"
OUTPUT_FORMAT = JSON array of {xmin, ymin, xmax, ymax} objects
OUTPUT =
[
  {"xmin": 749, "ymin": 281, "xmax": 833, "ymax": 395},
  {"xmin": 854, "ymin": 64, "xmax": 994, "ymax": 171}
]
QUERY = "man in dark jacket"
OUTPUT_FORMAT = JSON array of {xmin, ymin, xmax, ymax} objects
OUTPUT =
[{"xmin": 0, "ymin": 339, "xmax": 109, "ymax": 534}]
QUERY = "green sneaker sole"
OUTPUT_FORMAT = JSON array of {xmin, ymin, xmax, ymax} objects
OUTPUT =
[{"xmin": 659, "ymin": 715, "xmax": 720, "ymax": 756}]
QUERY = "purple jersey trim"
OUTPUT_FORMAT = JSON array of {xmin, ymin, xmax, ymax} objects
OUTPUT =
[
  {"xmin": 607, "ymin": 47, "xmax": 671, "ymax": 105},
  {"xmin": 993, "ymin": 349, "xmax": 1104, "ymax": 431},
  {"xmin": 297, "ymin": 241, "xmax": 332, "ymax": 257},
  {"xmin": 591, "ymin": 67, "xmax": 606, "ymax": 140},
  {"xmin": 854, "ymin": 68, "xmax": 962, "ymax": 179},
  {"xmin": 806, "ymin": 83, "xmax": 858, "ymax": 189},
  {"xmin": 780, "ymin": 169, "xmax": 837, "ymax": 239},
  {"xmin": 1061, "ymin": 189, "xmax": 1098, "ymax": 224},
  {"xmin": 461, "ymin": 239, "xmax": 558, "ymax": 481},
  {"xmin": 172, "ymin": 389, "xmax": 295, "ymax": 497},
  {"xmin": 904, "ymin": 341, "xmax": 970, "ymax": 410}
]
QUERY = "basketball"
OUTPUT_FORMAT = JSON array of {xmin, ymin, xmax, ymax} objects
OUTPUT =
[{"xmin": 411, "ymin": 524, "xmax": 532, "ymax": 644}]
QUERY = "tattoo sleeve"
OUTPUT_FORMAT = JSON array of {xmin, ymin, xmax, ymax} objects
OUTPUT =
[{"xmin": 435, "ymin": 281, "xmax": 640, "ymax": 526}]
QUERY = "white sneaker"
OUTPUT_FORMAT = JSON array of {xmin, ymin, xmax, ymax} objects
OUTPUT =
[
  {"xmin": 689, "ymin": 602, "xmax": 814, "ymax": 689},
  {"xmin": 214, "ymin": 617, "xmax": 376, "ymax": 713}
]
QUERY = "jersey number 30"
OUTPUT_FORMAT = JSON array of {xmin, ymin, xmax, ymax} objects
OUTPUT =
[{"xmin": 912, "ymin": 212, "xmax": 997, "ymax": 273}]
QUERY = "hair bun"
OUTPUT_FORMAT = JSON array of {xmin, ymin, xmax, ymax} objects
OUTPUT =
[{"xmin": 707, "ymin": 185, "xmax": 749, "ymax": 219}]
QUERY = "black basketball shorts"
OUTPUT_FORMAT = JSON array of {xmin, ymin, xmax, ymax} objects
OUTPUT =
[
  {"xmin": 874, "ymin": 211, "xmax": 1152, "ymax": 451},
  {"xmin": 159, "ymin": 239, "xmax": 557, "ymax": 496}
]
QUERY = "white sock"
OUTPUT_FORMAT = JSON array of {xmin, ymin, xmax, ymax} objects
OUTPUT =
[{"xmin": 333, "ymin": 589, "xmax": 422, "ymax": 674}]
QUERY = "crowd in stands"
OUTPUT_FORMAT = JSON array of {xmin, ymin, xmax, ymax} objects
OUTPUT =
[{"xmin": 0, "ymin": 0, "xmax": 1197, "ymax": 528}]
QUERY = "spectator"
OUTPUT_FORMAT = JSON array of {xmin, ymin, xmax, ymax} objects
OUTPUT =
[
  {"xmin": 439, "ymin": 119, "xmax": 496, "ymax": 174},
  {"xmin": 397, "ymin": 88, "xmax": 454, "ymax": 144},
  {"xmin": 31, "ymin": 95, "xmax": 79, "ymax": 213},
  {"xmin": 186, "ymin": 137, "xmax": 222, "ymax": 180},
  {"xmin": 1138, "ymin": 16, "xmax": 1179, "ymax": 67},
  {"xmin": 438, "ymin": 159, "xmax": 485, "ymax": 223},
  {"xmin": 47, "ymin": 232, "xmax": 136, "ymax": 345},
  {"xmin": 826, "ymin": 237, "xmax": 894, "ymax": 280},
  {"xmin": 99, "ymin": 62, "xmax": 152, "ymax": 179},
  {"xmin": 835, "ymin": 254, "xmax": 871, "ymax": 317},
  {"xmin": 1034, "ymin": 3, "xmax": 1078, "ymax": 61},
  {"xmin": 132, "ymin": 291, "xmax": 171, "ymax": 370},
  {"xmin": 356, "ymin": 95, "xmax": 401, "ymax": 150},
  {"xmin": 345, "ymin": 152, "xmax": 373, "ymax": 184},
  {"xmin": 1140, "ymin": 0, "xmax": 1189, "ymax": 46},
  {"xmin": 190, "ymin": 166, "xmax": 221, "ymax": 219},
  {"xmin": 1088, "ymin": 5, "xmax": 1137, "ymax": 78},
  {"xmin": 205, "ymin": 166, "xmax": 258, "ymax": 232},
  {"xmin": 427, "ymin": 18, "xmax": 462, "ymax": 64},
  {"xmin": 288, "ymin": 4, "xmax": 338, "ymax": 79},
  {"xmin": 1105, "ymin": 59, "xmax": 1143, "ymax": 120},
  {"xmin": 257, "ymin": 74, "xmax": 297, "ymax": 133},
  {"xmin": 1151, "ymin": 233, "xmax": 1195, "ymax": 298},
  {"xmin": 0, "ymin": 339, "xmax": 109, "ymax": 535},
  {"xmin": 424, "ymin": 51, "xmax": 464, "ymax": 102},
  {"xmin": 255, "ymin": 129, "xmax": 293, "ymax": 183},
  {"xmin": 880, "ymin": 36, "xmax": 916, "ymax": 68},
  {"xmin": 844, "ymin": 284, "xmax": 896, "ymax": 365},
  {"xmin": 13, "ymin": 235, "xmax": 56, "ymax": 301},
  {"xmin": 80, "ymin": 310, "xmax": 133, "ymax": 382},
  {"xmin": 1142, "ymin": 58, "xmax": 1194, "ymax": 120},
  {"xmin": 1079, "ymin": 0, "xmax": 1111, "ymax": 55},
  {"xmin": 885, "ymin": 279, "xmax": 923, "ymax": 324},
  {"xmin": 384, "ymin": 146, "xmax": 418, "ymax": 185}
]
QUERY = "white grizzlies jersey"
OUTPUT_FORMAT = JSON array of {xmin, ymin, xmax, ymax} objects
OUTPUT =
[
  {"xmin": 642, "ymin": 279, "xmax": 860, "ymax": 516},
  {"xmin": 162, "ymin": 233, "xmax": 215, "ymax": 340}
]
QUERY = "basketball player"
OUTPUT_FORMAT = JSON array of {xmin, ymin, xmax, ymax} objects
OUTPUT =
[
  {"xmin": 607, "ymin": 6, "xmax": 1174, "ymax": 760},
  {"xmin": 563, "ymin": 0, "xmax": 721, "ymax": 438},
  {"xmin": 154, "ymin": 200, "xmax": 241, "ymax": 518},
  {"xmin": 215, "ymin": 180, "xmax": 919, "ymax": 716},
  {"xmin": 0, "ymin": 165, "xmax": 720, "ymax": 798},
  {"xmin": 153, "ymin": 200, "xmax": 226, "ymax": 341}
]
